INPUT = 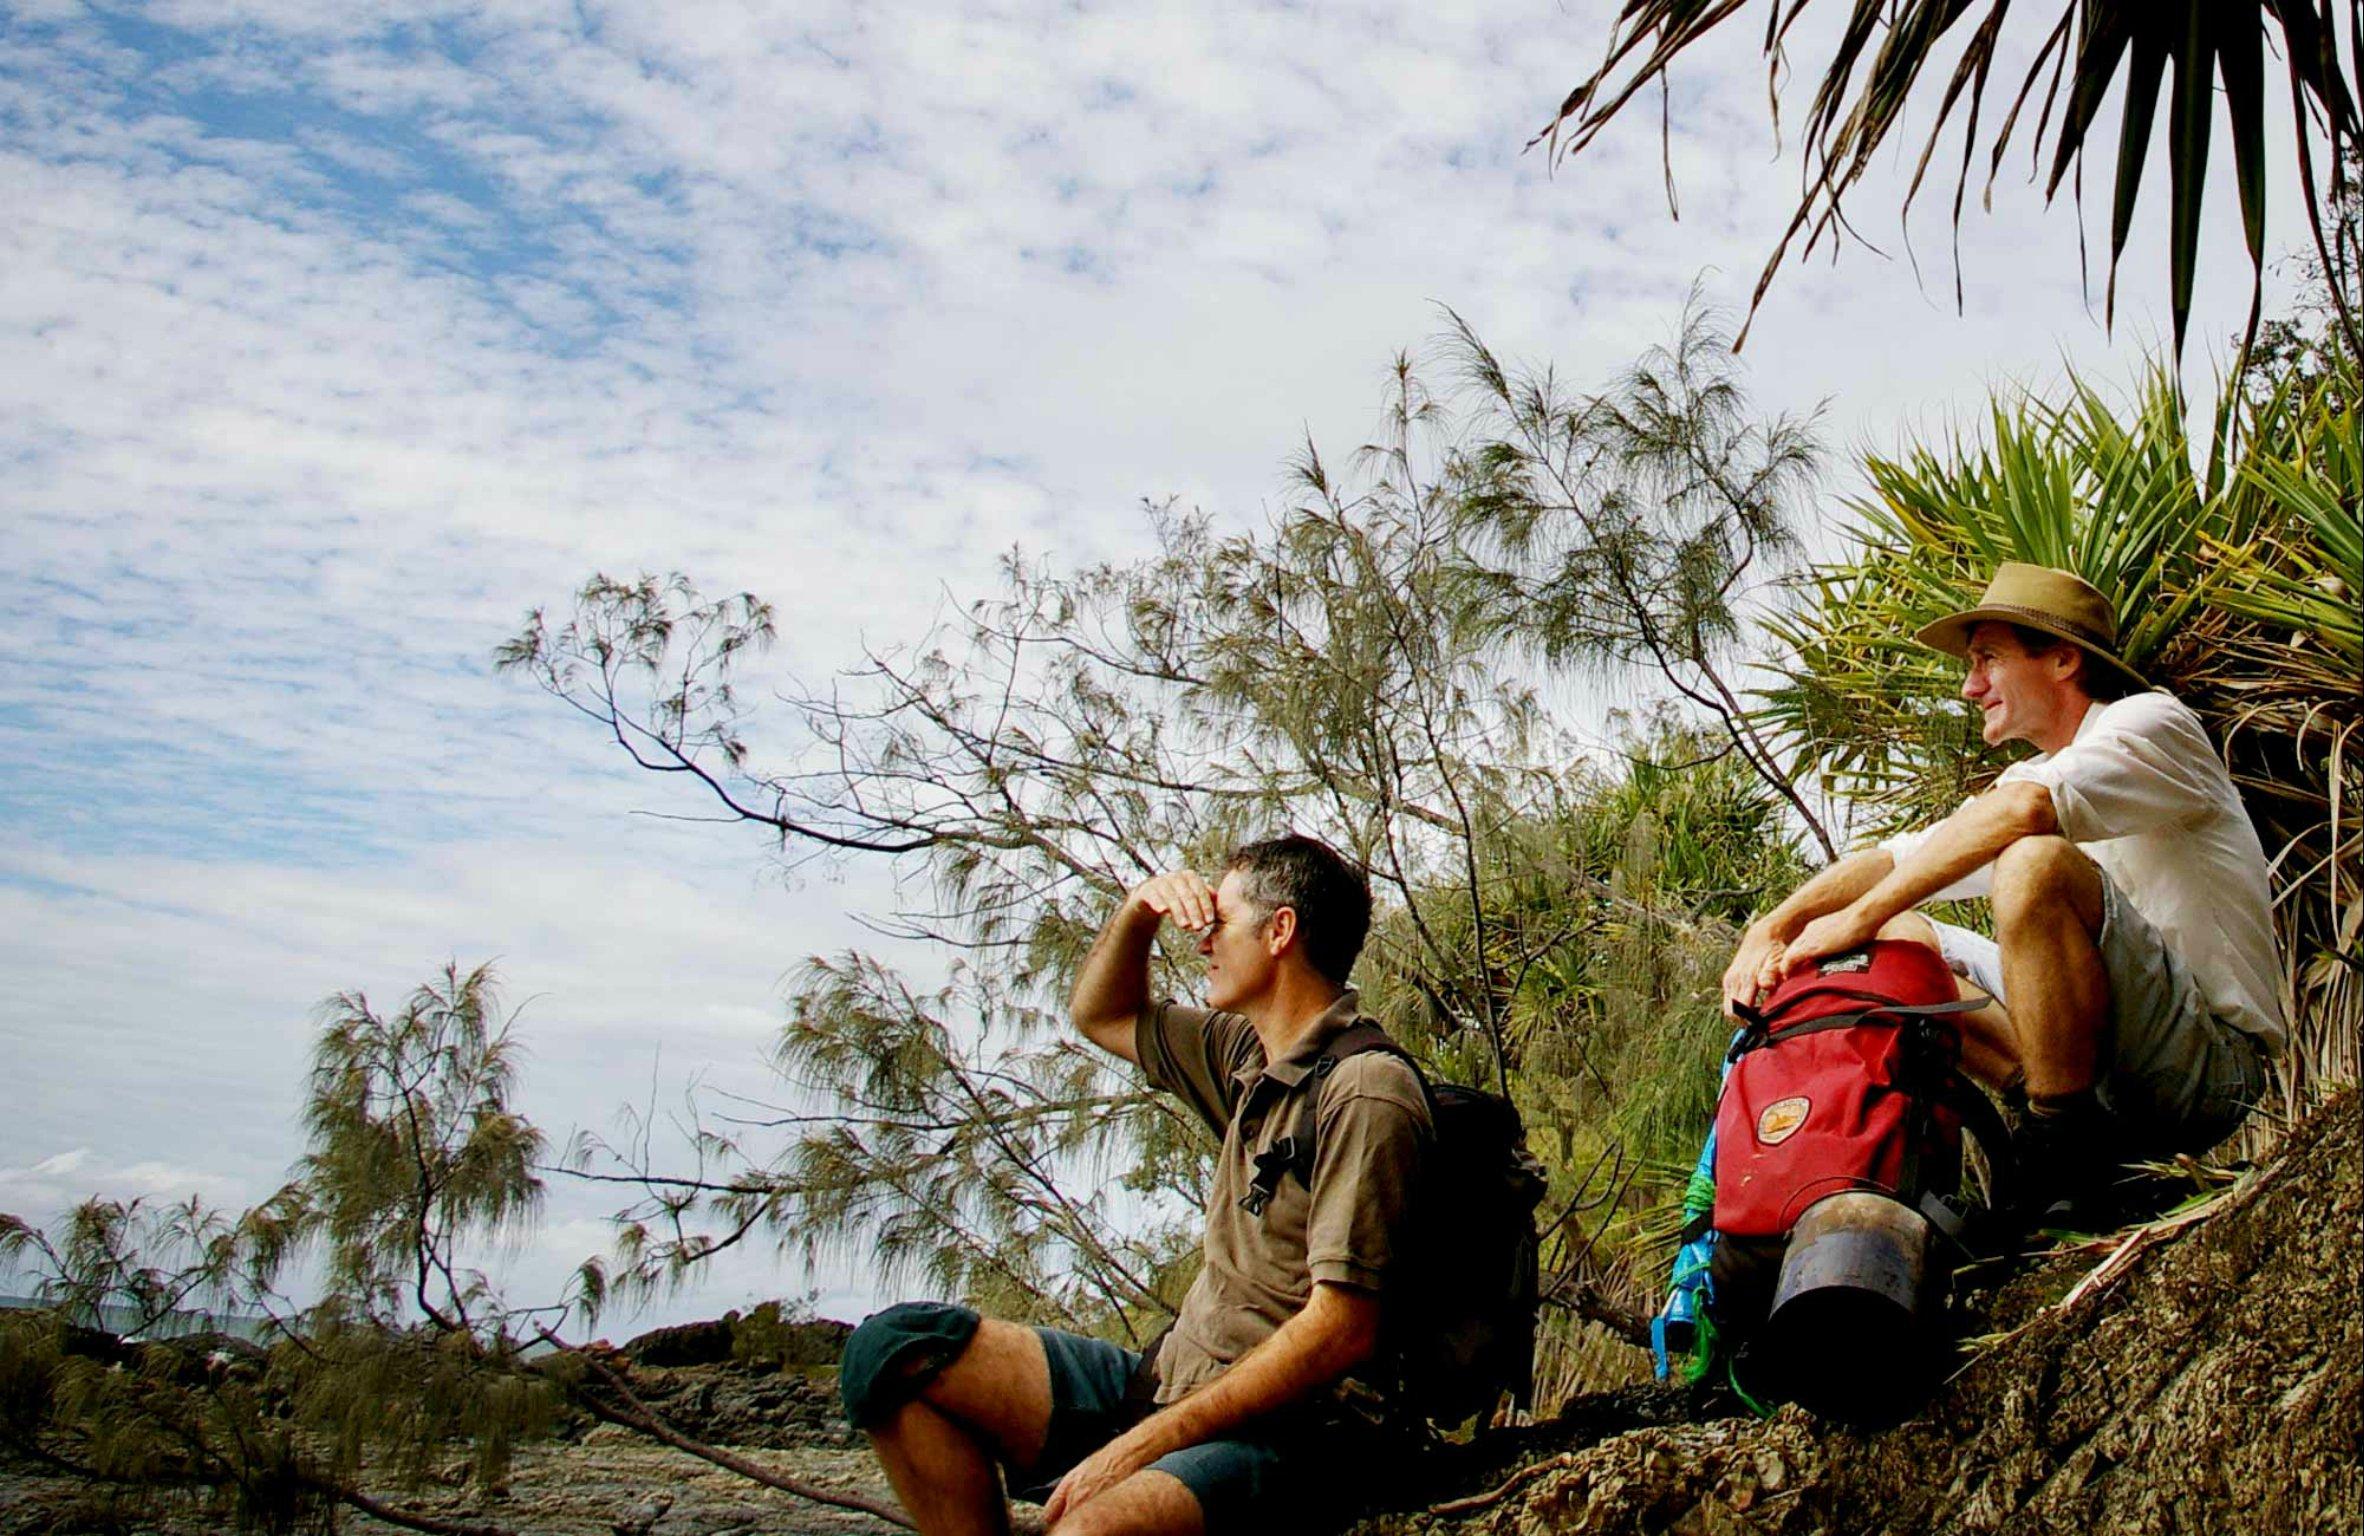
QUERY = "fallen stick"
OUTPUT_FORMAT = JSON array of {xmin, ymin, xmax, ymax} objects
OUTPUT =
[
  {"xmin": 545, "ymin": 1334, "xmax": 917, "ymax": 1531},
  {"xmin": 1427, "ymin": 1451, "xmax": 1577, "ymax": 1519}
]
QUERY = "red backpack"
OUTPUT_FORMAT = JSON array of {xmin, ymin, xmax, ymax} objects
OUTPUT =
[{"xmin": 1712, "ymin": 941, "xmax": 1999, "ymax": 1239}]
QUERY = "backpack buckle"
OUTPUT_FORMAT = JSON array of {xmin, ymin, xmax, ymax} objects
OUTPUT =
[
  {"xmin": 1241, "ymin": 1135, "xmax": 1301, "ymax": 1215},
  {"xmin": 1252, "ymin": 1136, "xmax": 1299, "ymax": 1178}
]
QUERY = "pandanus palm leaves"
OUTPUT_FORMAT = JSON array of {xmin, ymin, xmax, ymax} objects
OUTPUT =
[
  {"xmin": 1541, "ymin": 2, "xmax": 2364, "ymax": 356},
  {"xmin": 1760, "ymin": 350, "xmax": 2362, "ymax": 1119}
]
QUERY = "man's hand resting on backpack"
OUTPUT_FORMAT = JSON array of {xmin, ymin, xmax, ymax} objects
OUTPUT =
[
  {"xmin": 1726, "ymin": 904, "xmax": 1883, "ymax": 1011},
  {"xmin": 1724, "ymin": 848, "xmax": 1904, "ymax": 1016},
  {"xmin": 1723, "ymin": 924, "xmax": 1790, "ymax": 1016},
  {"xmin": 1778, "ymin": 906, "xmax": 1881, "ymax": 980}
]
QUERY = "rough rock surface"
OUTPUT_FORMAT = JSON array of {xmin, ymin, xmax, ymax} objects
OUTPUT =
[
  {"xmin": 620, "ymin": 1363, "xmax": 860, "ymax": 1453},
  {"xmin": 1, "ymin": 1443, "xmax": 899, "ymax": 1536},
  {"xmin": 4, "ymin": 1094, "xmax": 2352, "ymax": 1534},
  {"xmin": 619, "ymin": 1314, "xmax": 852, "ymax": 1372},
  {"xmin": 1355, "ymin": 1088, "xmax": 2362, "ymax": 1536}
]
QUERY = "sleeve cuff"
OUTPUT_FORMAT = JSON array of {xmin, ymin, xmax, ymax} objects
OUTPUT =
[
  {"xmin": 2039, "ymin": 775, "xmax": 2094, "ymax": 842},
  {"xmin": 1134, "ymin": 1001, "xmax": 1173, "ymax": 1093},
  {"xmin": 1307, "ymin": 1257, "xmax": 1386, "ymax": 1292}
]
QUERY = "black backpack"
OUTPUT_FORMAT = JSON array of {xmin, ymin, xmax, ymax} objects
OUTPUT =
[{"xmin": 1244, "ymin": 1021, "xmax": 1547, "ymax": 1428}]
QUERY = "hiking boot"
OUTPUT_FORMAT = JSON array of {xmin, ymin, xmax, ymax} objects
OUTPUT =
[{"xmin": 2007, "ymin": 1090, "xmax": 2127, "ymax": 1233}]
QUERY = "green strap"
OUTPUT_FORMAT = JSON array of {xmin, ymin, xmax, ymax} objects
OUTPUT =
[{"xmin": 1729, "ymin": 1355, "xmax": 1777, "ymax": 1418}]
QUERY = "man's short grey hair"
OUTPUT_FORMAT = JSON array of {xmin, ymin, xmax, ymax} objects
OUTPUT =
[{"xmin": 1225, "ymin": 834, "xmax": 1372, "ymax": 987}]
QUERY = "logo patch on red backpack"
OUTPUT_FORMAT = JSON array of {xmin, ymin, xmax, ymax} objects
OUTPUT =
[{"xmin": 1757, "ymin": 1096, "xmax": 1811, "ymax": 1145}]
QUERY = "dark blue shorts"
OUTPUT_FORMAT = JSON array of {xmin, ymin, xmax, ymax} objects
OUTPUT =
[
  {"xmin": 843, "ymin": 1300, "xmax": 1333, "ymax": 1525},
  {"xmin": 1016, "ymin": 1323, "xmax": 1328, "ymax": 1526}
]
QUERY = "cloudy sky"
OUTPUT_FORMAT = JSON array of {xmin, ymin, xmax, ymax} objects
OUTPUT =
[{"xmin": 0, "ymin": 1, "xmax": 2311, "ymax": 1328}]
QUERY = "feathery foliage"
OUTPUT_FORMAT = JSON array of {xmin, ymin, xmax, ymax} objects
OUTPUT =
[
  {"xmin": 0, "ymin": 967, "xmax": 572, "ymax": 1535},
  {"xmin": 504, "ymin": 307, "xmax": 1824, "ymax": 1380},
  {"xmin": 1441, "ymin": 292, "xmax": 1834, "ymax": 854},
  {"xmin": 299, "ymin": 963, "xmax": 545, "ymax": 1333}
]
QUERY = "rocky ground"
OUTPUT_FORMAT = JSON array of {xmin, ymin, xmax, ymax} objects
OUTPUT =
[
  {"xmin": 0, "ymin": 1433, "xmax": 903, "ymax": 1536},
  {"xmin": 0, "ymin": 1367, "xmax": 903, "ymax": 1536},
  {"xmin": 5, "ymin": 1093, "xmax": 2354, "ymax": 1535},
  {"xmin": 1349, "ymin": 1087, "xmax": 2363, "ymax": 1536}
]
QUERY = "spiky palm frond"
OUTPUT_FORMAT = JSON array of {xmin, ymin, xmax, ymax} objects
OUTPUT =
[
  {"xmin": 1541, "ymin": 2, "xmax": 2364, "ymax": 355},
  {"xmin": 1763, "ymin": 346, "xmax": 2362, "ymax": 1124}
]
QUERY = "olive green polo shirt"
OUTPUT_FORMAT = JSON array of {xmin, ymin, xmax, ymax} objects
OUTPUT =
[{"xmin": 1136, "ymin": 990, "xmax": 1432, "ymax": 1405}]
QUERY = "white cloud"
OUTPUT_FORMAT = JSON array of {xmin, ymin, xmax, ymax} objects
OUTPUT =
[
  {"xmin": 0, "ymin": 0, "xmax": 2325, "ymax": 1328},
  {"xmin": 0, "ymin": 1147, "xmax": 248, "ymax": 1215}
]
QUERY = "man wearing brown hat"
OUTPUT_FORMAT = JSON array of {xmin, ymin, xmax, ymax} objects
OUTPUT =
[{"xmin": 1722, "ymin": 563, "xmax": 2284, "ymax": 1217}]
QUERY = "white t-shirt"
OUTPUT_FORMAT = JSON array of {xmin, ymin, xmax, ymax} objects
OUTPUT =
[{"xmin": 1879, "ymin": 691, "xmax": 2286, "ymax": 1052}]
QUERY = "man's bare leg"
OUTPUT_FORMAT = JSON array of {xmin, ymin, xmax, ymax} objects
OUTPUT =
[
  {"xmin": 1987, "ymin": 836, "xmax": 2109, "ymax": 1101},
  {"xmin": 868, "ymin": 1320, "xmax": 1055, "ymax": 1536},
  {"xmin": 873, "ymin": 1398, "xmax": 1015, "ymax": 1536},
  {"xmin": 1049, "ymin": 1469, "xmax": 1204, "ymax": 1536},
  {"xmin": 1873, "ymin": 913, "xmax": 2020, "ymax": 1089}
]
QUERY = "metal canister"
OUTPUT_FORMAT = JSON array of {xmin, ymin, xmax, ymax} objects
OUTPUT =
[{"xmin": 1754, "ymin": 1190, "xmax": 1940, "ymax": 1424}]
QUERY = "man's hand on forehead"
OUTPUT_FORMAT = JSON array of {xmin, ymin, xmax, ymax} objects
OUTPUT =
[{"xmin": 1131, "ymin": 869, "xmax": 1220, "ymax": 932}]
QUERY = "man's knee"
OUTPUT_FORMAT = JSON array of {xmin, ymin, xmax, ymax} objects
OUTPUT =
[
  {"xmin": 1992, "ymin": 836, "xmax": 2101, "ymax": 928},
  {"xmin": 1876, "ymin": 911, "xmax": 1942, "ymax": 949},
  {"xmin": 841, "ymin": 1301, "xmax": 982, "ymax": 1431},
  {"xmin": 848, "ymin": 1307, "xmax": 1053, "ymax": 1468}
]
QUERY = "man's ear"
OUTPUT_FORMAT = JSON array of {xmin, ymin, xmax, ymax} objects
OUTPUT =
[
  {"xmin": 1264, "ymin": 905, "xmax": 1297, "ymax": 958},
  {"xmin": 2053, "ymin": 644, "xmax": 2087, "ymax": 690}
]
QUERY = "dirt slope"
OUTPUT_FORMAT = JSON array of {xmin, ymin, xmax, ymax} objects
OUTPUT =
[{"xmin": 1362, "ymin": 1089, "xmax": 2362, "ymax": 1536}]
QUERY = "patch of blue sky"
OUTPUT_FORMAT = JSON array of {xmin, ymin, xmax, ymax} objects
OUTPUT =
[
  {"xmin": 1021, "ymin": 241, "xmax": 1113, "ymax": 282},
  {"xmin": 0, "ymin": 861, "xmax": 88, "ymax": 905},
  {"xmin": 0, "ymin": 731, "xmax": 410, "ymax": 869},
  {"xmin": 784, "ymin": 203, "xmax": 888, "ymax": 264},
  {"xmin": 9, "ymin": 7, "xmax": 690, "ymax": 331},
  {"xmin": 0, "ymin": 746, "xmax": 406, "ymax": 869},
  {"xmin": 0, "ymin": 643, "xmax": 482, "ymax": 870}
]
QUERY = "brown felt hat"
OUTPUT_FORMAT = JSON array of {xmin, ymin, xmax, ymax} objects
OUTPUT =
[{"xmin": 1915, "ymin": 562, "xmax": 2149, "ymax": 693}]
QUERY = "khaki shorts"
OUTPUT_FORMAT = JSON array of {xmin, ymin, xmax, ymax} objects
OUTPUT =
[{"xmin": 1929, "ymin": 869, "xmax": 2269, "ymax": 1155}]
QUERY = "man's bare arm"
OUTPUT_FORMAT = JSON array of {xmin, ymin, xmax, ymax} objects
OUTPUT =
[
  {"xmin": 1040, "ymin": 1281, "xmax": 1379, "ymax": 1523},
  {"xmin": 1778, "ymin": 781, "xmax": 2058, "ymax": 977},
  {"xmin": 1069, "ymin": 870, "xmax": 1218, "ymax": 1065},
  {"xmin": 1724, "ymin": 848, "xmax": 1894, "ymax": 1014}
]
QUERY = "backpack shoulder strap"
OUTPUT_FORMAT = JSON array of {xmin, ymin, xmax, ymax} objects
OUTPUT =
[
  {"xmin": 1240, "ymin": 1021, "xmax": 1424, "ymax": 1217},
  {"xmin": 1309, "ymin": 1022, "xmax": 1434, "ymax": 1118},
  {"xmin": 1324, "ymin": 1020, "xmax": 1417, "ymax": 1074},
  {"xmin": 1726, "ymin": 991, "xmax": 1994, "ymax": 1062}
]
